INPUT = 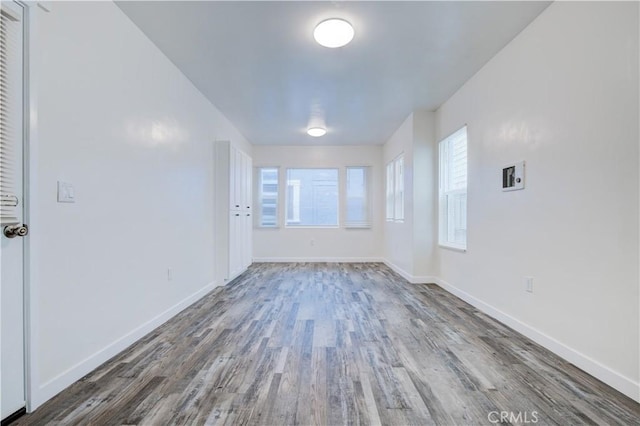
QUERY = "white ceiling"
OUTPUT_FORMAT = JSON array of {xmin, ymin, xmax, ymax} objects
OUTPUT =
[{"xmin": 117, "ymin": 1, "xmax": 550, "ymax": 146}]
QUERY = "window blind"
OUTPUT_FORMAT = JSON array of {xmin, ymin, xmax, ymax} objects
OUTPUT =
[
  {"xmin": 442, "ymin": 128, "xmax": 467, "ymax": 192},
  {"xmin": 257, "ymin": 167, "xmax": 278, "ymax": 227},
  {"xmin": 345, "ymin": 166, "xmax": 371, "ymax": 228},
  {"xmin": 385, "ymin": 162, "xmax": 394, "ymax": 220},
  {"xmin": 0, "ymin": 5, "xmax": 22, "ymax": 225},
  {"xmin": 285, "ymin": 169, "xmax": 338, "ymax": 227},
  {"xmin": 439, "ymin": 126, "xmax": 468, "ymax": 249}
]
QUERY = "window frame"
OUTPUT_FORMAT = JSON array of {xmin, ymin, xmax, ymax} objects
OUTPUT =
[{"xmin": 439, "ymin": 126, "xmax": 468, "ymax": 251}]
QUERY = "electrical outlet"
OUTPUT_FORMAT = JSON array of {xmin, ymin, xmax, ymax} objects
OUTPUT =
[
  {"xmin": 525, "ymin": 276, "xmax": 534, "ymax": 293},
  {"xmin": 168, "ymin": 268, "xmax": 173, "ymax": 281}
]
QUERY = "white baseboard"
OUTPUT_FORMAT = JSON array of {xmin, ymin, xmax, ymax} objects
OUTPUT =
[
  {"xmin": 433, "ymin": 277, "xmax": 640, "ymax": 403},
  {"xmin": 253, "ymin": 257, "xmax": 383, "ymax": 263},
  {"xmin": 30, "ymin": 270, "xmax": 639, "ymax": 406},
  {"xmin": 381, "ymin": 259, "xmax": 437, "ymax": 284},
  {"xmin": 31, "ymin": 281, "xmax": 220, "ymax": 410}
]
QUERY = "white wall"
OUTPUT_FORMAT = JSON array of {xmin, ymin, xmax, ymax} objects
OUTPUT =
[
  {"xmin": 435, "ymin": 2, "xmax": 639, "ymax": 400},
  {"xmin": 383, "ymin": 115, "xmax": 415, "ymax": 275},
  {"xmin": 252, "ymin": 145, "xmax": 383, "ymax": 261},
  {"xmin": 383, "ymin": 110, "xmax": 438, "ymax": 282},
  {"xmin": 29, "ymin": 0, "xmax": 639, "ymax": 411},
  {"xmin": 30, "ymin": 1, "xmax": 250, "ymax": 408}
]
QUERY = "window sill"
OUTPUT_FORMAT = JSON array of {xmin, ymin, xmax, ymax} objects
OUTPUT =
[
  {"xmin": 285, "ymin": 226, "xmax": 340, "ymax": 229},
  {"xmin": 439, "ymin": 243, "xmax": 467, "ymax": 253}
]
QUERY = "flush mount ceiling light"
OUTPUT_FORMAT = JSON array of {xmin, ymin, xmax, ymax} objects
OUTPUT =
[
  {"xmin": 307, "ymin": 127, "xmax": 327, "ymax": 137},
  {"xmin": 313, "ymin": 18, "xmax": 355, "ymax": 48}
]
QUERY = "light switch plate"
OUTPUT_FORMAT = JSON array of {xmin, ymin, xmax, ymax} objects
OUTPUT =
[{"xmin": 57, "ymin": 181, "xmax": 75, "ymax": 203}]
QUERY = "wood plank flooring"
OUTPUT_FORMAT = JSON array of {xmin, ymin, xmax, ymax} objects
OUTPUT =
[{"xmin": 16, "ymin": 263, "xmax": 640, "ymax": 425}]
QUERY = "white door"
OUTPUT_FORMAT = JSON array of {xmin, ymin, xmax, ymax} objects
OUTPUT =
[
  {"xmin": 1, "ymin": 1, "xmax": 27, "ymax": 421},
  {"xmin": 244, "ymin": 157, "xmax": 252, "ymax": 269},
  {"xmin": 244, "ymin": 155, "xmax": 252, "ymax": 210},
  {"xmin": 229, "ymin": 211, "xmax": 240, "ymax": 278},
  {"xmin": 243, "ymin": 212, "xmax": 252, "ymax": 269},
  {"xmin": 234, "ymin": 149, "xmax": 243, "ymax": 211},
  {"xmin": 229, "ymin": 147, "xmax": 239, "ymax": 210}
]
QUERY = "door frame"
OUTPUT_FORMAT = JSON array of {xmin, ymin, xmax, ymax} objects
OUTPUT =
[{"xmin": 20, "ymin": 0, "xmax": 42, "ymax": 413}]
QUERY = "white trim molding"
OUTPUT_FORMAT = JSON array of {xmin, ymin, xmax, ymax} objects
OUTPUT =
[
  {"xmin": 24, "ymin": 0, "xmax": 41, "ymax": 414},
  {"xmin": 30, "ymin": 281, "xmax": 220, "ymax": 410},
  {"xmin": 253, "ymin": 257, "xmax": 383, "ymax": 263},
  {"xmin": 433, "ymin": 277, "xmax": 640, "ymax": 403},
  {"xmin": 382, "ymin": 259, "xmax": 438, "ymax": 284}
]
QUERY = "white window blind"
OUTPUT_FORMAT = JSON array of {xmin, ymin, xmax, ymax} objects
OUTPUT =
[
  {"xmin": 286, "ymin": 179, "xmax": 301, "ymax": 224},
  {"xmin": 345, "ymin": 166, "xmax": 371, "ymax": 228},
  {"xmin": 385, "ymin": 161, "xmax": 394, "ymax": 220},
  {"xmin": 0, "ymin": 5, "xmax": 23, "ymax": 225},
  {"xmin": 257, "ymin": 167, "xmax": 278, "ymax": 227},
  {"xmin": 439, "ymin": 126, "xmax": 468, "ymax": 249},
  {"xmin": 286, "ymin": 168, "xmax": 338, "ymax": 227}
]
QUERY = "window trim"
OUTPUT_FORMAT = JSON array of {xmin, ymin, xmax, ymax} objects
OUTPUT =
[{"xmin": 439, "ymin": 126, "xmax": 468, "ymax": 251}]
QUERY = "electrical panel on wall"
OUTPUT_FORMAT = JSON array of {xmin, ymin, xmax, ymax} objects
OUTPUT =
[{"xmin": 502, "ymin": 161, "xmax": 525, "ymax": 191}]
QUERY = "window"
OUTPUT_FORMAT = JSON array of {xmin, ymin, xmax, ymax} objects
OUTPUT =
[
  {"xmin": 257, "ymin": 167, "xmax": 278, "ymax": 227},
  {"xmin": 286, "ymin": 169, "xmax": 338, "ymax": 227},
  {"xmin": 385, "ymin": 154, "xmax": 404, "ymax": 222},
  {"xmin": 386, "ymin": 162, "xmax": 394, "ymax": 220},
  {"xmin": 439, "ymin": 126, "xmax": 468, "ymax": 250},
  {"xmin": 345, "ymin": 167, "xmax": 371, "ymax": 228}
]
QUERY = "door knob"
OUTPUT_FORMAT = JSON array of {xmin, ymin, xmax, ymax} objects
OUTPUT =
[{"xmin": 3, "ymin": 224, "xmax": 28, "ymax": 238}]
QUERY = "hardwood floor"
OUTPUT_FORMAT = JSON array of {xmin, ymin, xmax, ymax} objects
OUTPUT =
[{"xmin": 16, "ymin": 263, "xmax": 640, "ymax": 425}]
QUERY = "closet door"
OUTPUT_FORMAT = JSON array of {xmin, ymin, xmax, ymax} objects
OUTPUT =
[
  {"xmin": 243, "ymin": 211, "xmax": 252, "ymax": 269},
  {"xmin": 229, "ymin": 148, "xmax": 238, "ymax": 210},
  {"xmin": 234, "ymin": 148, "xmax": 243, "ymax": 210},
  {"xmin": 242, "ymin": 155, "xmax": 253, "ymax": 211},
  {"xmin": 242, "ymin": 155, "xmax": 252, "ymax": 268},
  {"xmin": 229, "ymin": 211, "xmax": 240, "ymax": 277}
]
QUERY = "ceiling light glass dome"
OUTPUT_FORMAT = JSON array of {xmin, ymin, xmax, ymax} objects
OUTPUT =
[
  {"xmin": 314, "ymin": 18, "xmax": 355, "ymax": 48},
  {"xmin": 307, "ymin": 127, "xmax": 327, "ymax": 137}
]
